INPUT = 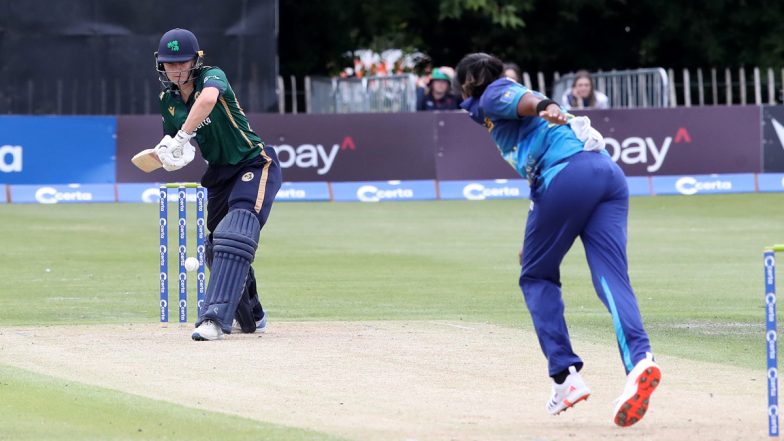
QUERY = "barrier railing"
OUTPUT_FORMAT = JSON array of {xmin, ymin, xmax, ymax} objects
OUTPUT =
[
  {"xmin": 10, "ymin": 67, "xmax": 784, "ymax": 115},
  {"xmin": 304, "ymin": 74, "xmax": 418, "ymax": 113},
  {"xmin": 551, "ymin": 68, "xmax": 669, "ymax": 109}
]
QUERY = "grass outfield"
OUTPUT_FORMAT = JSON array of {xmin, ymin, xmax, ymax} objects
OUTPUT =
[
  {"xmin": 0, "ymin": 365, "xmax": 348, "ymax": 441},
  {"xmin": 0, "ymin": 194, "xmax": 781, "ymax": 438}
]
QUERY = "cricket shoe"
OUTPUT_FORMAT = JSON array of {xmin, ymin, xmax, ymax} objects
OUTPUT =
[
  {"xmin": 231, "ymin": 315, "xmax": 268, "ymax": 334},
  {"xmin": 612, "ymin": 353, "xmax": 661, "ymax": 427},
  {"xmin": 192, "ymin": 320, "xmax": 224, "ymax": 341},
  {"xmin": 546, "ymin": 366, "xmax": 592, "ymax": 415}
]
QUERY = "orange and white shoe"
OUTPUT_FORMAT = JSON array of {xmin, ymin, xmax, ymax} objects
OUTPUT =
[
  {"xmin": 546, "ymin": 366, "xmax": 592, "ymax": 415},
  {"xmin": 612, "ymin": 353, "xmax": 661, "ymax": 427}
]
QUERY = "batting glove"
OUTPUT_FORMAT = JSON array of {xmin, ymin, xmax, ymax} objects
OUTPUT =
[
  {"xmin": 155, "ymin": 135, "xmax": 196, "ymax": 171},
  {"xmin": 173, "ymin": 129, "xmax": 196, "ymax": 148}
]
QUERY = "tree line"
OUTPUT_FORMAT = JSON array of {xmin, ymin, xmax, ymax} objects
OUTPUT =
[{"xmin": 280, "ymin": 0, "xmax": 784, "ymax": 76}]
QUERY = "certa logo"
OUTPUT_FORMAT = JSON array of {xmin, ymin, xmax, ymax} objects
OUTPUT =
[
  {"xmin": 674, "ymin": 176, "xmax": 731, "ymax": 195},
  {"xmin": 35, "ymin": 185, "xmax": 93, "ymax": 204},
  {"xmin": 604, "ymin": 127, "xmax": 692, "ymax": 173},
  {"xmin": 271, "ymin": 136, "xmax": 356, "ymax": 175}
]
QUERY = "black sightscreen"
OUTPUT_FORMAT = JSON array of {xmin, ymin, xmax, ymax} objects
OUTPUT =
[{"xmin": 0, "ymin": 0, "xmax": 278, "ymax": 114}]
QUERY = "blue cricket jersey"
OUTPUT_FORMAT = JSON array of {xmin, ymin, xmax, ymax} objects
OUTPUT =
[{"xmin": 460, "ymin": 77, "xmax": 584, "ymax": 189}]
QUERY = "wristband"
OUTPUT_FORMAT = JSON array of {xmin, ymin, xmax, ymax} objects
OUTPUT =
[
  {"xmin": 176, "ymin": 129, "xmax": 195, "ymax": 140},
  {"xmin": 535, "ymin": 99, "xmax": 558, "ymax": 113}
]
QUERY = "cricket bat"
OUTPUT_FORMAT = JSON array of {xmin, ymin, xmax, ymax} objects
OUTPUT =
[{"xmin": 131, "ymin": 148, "xmax": 163, "ymax": 172}]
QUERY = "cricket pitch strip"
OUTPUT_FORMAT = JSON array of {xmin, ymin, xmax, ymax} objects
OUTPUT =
[{"xmin": 0, "ymin": 321, "xmax": 764, "ymax": 440}]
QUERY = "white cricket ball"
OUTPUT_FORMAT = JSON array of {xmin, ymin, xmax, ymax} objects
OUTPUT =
[{"xmin": 184, "ymin": 257, "xmax": 200, "ymax": 272}]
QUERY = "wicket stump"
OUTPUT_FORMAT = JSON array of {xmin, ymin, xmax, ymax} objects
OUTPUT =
[
  {"xmin": 159, "ymin": 183, "xmax": 206, "ymax": 324},
  {"xmin": 765, "ymin": 244, "xmax": 784, "ymax": 437}
]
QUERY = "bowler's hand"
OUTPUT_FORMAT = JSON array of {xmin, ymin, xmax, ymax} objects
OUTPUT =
[{"xmin": 539, "ymin": 103, "xmax": 569, "ymax": 125}]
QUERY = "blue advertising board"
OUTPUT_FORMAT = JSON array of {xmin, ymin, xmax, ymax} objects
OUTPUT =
[
  {"xmin": 0, "ymin": 116, "xmax": 116, "ymax": 184},
  {"xmin": 117, "ymin": 184, "xmax": 208, "ymax": 204},
  {"xmin": 759, "ymin": 173, "xmax": 784, "ymax": 192},
  {"xmin": 10, "ymin": 184, "xmax": 116, "ymax": 204},
  {"xmin": 651, "ymin": 173, "xmax": 756, "ymax": 196},
  {"xmin": 118, "ymin": 182, "xmax": 331, "ymax": 203},
  {"xmin": 275, "ymin": 182, "xmax": 331, "ymax": 202},
  {"xmin": 626, "ymin": 176, "xmax": 651, "ymax": 196},
  {"xmin": 439, "ymin": 179, "xmax": 529, "ymax": 200},
  {"xmin": 117, "ymin": 183, "xmax": 165, "ymax": 203},
  {"xmin": 331, "ymin": 180, "xmax": 437, "ymax": 202},
  {"xmin": 438, "ymin": 177, "xmax": 650, "ymax": 199}
]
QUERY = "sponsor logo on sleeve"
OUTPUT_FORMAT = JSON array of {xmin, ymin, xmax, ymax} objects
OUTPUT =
[{"xmin": 500, "ymin": 89, "xmax": 516, "ymax": 104}]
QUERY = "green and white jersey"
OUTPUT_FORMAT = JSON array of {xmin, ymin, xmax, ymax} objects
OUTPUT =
[{"xmin": 159, "ymin": 66, "xmax": 262, "ymax": 166}]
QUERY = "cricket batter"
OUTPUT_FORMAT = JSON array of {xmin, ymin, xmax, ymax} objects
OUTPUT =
[
  {"xmin": 455, "ymin": 53, "xmax": 661, "ymax": 427},
  {"xmin": 152, "ymin": 28, "xmax": 281, "ymax": 341}
]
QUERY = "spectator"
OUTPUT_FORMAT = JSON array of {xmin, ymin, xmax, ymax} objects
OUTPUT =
[
  {"xmin": 437, "ymin": 65, "xmax": 456, "ymax": 80},
  {"xmin": 561, "ymin": 70, "xmax": 609, "ymax": 109},
  {"xmin": 416, "ymin": 67, "xmax": 461, "ymax": 111},
  {"xmin": 503, "ymin": 62, "xmax": 522, "ymax": 83},
  {"xmin": 413, "ymin": 53, "xmax": 433, "ymax": 110}
]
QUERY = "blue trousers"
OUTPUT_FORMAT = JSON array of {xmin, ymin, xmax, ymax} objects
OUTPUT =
[
  {"xmin": 519, "ymin": 151, "xmax": 651, "ymax": 377},
  {"xmin": 200, "ymin": 146, "xmax": 282, "ymax": 327},
  {"xmin": 203, "ymin": 146, "xmax": 282, "ymax": 233}
]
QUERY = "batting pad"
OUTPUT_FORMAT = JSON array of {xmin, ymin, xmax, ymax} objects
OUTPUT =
[
  {"xmin": 196, "ymin": 209, "xmax": 260, "ymax": 332},
  {"xmin": 234, "ymin": 266, "xmax": 264, "ymax": 333}
]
